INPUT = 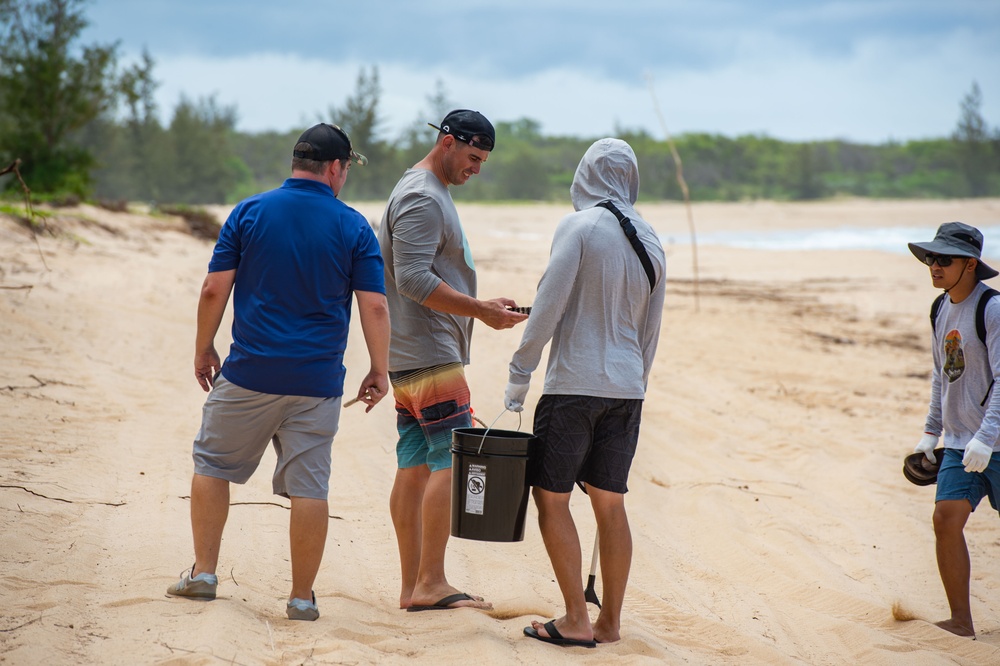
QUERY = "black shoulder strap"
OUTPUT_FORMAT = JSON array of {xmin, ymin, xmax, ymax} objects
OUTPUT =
[
  {"xmin": 978, "ymin": 288, "xmax": 999, "ymax": 406},
  {"xmin": 931, "ymin": 289, "xmax": 998, "ymax": 345},
  {"xmin": 930, "ymin": 292, "xmax": 947, "ymax": 335},
  {"xmin": 595, "ymin": 200, "xmax": 655, "ymax": 293},
  {"xmin": 976, "ymin": 288, "xmax": 998, "ymax": 346}
]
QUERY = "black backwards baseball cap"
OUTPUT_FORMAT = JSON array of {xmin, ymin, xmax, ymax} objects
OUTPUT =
[
  {"xmin": 428, "ymin": 109, "xmax": 496, "ymax": 152},
  {"xmin": 908, "ymin": 221, "xmax": 998, "ymax": 280},
  {"xmin": 293, "ymin": 123, "xmax": 368, "ymax": 165}
]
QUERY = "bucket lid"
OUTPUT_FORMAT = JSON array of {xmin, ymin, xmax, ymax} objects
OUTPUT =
[{"xmin": 452, "ymin": 427, "xmax": 534, "ymax": 456}]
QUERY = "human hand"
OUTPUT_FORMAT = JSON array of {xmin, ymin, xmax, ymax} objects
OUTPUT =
[
  {"xmin": 194, "ymin": 347, "xmax": 222, "ymax": 392},
  {"xmin": 962, "ymin": 437, "xmax": 993, "ymax": 473},
  {"xmin": 357, "ymin": 370, "xmax": 389, "ymax": 413},
  {"xmin": 913, "ymin": 433, "xmax": 939, "ymax": 464},
  {"xmin": 504, "ymin": 381, "xmax": 530, "ymax": 412},
  {"xmin": 479, "ymin": 298, "xmax": 529, "ymax": 330}
]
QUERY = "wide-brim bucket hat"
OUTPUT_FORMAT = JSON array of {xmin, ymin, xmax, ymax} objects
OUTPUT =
[
  {"xmin": 908, "ymin": 221, "xmax": 999, "ymax": 280},
  {"xmin": 902, "ymin": 449, "xmax": 944, "ymax": 486}
]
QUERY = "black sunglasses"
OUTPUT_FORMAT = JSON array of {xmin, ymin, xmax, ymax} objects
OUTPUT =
[{"xmin": 923, "ymin": 253, "xmax": 958, "ymax": 267}]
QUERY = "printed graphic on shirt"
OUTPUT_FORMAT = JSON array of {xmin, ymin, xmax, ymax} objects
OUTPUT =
[{"xmin": 944, "ymin": 329, "xmax": 965, "ymax": 383}]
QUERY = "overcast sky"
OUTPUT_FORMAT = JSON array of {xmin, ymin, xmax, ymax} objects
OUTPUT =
[{"xmin": 81, "ymin": 1, "xmax": 1000, "ymax": 144}]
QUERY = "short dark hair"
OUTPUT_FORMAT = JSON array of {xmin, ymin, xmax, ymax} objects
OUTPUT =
[{"xmin": 291, "ymin": 143, "xmax": 346, "ymax": 174}]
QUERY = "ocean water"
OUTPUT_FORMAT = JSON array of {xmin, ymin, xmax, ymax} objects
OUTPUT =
[{"xmin": 662, "ymin": 224, "xmax": 1000, "ymax": 260}]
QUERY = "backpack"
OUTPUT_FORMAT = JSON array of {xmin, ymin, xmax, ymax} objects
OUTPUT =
[{"xmin": 930, "ymin": 287, "xmax": 999, "ymax": 406}]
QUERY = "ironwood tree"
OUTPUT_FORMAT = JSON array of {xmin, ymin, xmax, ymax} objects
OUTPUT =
[{"xmin": 952, "ymin": 81, "xmax": 996, "ymax": 197}]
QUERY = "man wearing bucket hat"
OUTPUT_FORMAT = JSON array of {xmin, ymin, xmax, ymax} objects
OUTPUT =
[
  {"xmin": 908, "ymin": 221, "xmax": 1000, "ymax": 638},
  {"xmin": 165, "ymin": 123, "xmax": 390, "ymax": 621},
  {"xmin": 505, "ymin": 138, "xmax": 666, "ymax": 646},
  {"xmin": 377, "ymin": 109, "xmax": 527, "ymax": 612}
]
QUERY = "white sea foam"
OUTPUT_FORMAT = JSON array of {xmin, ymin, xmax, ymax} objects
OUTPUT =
[{"xmin": 662, "ymin": 224, "xmax": 1000, "ymax": 260}]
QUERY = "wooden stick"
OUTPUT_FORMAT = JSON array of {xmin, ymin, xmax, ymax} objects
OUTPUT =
[
  {"xmin": 1, "ymin": 158, "xmax": 48, "ymax": 271},
  {"xmin": 645, "ymin": 72, "xmax": 700, "ymax": 312}
]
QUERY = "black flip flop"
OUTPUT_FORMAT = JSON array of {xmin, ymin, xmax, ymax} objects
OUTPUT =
[
  {"xmin": 523, "ymin": 620, "xmax": 597, "ymax": 648},
  {"xmin": 407, "ymin": 592, "xmax": 481, "ymax": 612},
  {"xmin": 903, "ymin": 448, "xmax": 944, "ymax": 486}
]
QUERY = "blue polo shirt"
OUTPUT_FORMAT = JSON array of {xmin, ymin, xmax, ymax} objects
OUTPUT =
[{"xmin": 209, "ymin": 178, "xmax": 385, "ymax": 397}]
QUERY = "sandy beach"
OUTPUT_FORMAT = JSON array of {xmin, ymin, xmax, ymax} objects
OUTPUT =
[{"xmin": 2, "ymin": 197, "xmax": 1000, "ymax": 665}]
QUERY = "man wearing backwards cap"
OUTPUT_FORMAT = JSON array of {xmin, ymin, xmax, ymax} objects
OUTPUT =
[
  {"xmin": 908, "ymin": 221, "xmax": 1000, "ymax": 638},
  {"xmin": 377, "ymin": 109, "xmax": 527, "ymax": 612},
  {"xmin": 165, "ymin": 123, "xmax": 390, "ymax": 622}
]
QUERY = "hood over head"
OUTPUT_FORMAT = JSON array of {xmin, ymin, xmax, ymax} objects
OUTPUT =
[{"xmin": 570, "ymin": 138, "xmax": 640, "ymax": 211}]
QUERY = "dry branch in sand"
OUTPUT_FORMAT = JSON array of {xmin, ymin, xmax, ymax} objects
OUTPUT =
[
  {"xmin": 0, "ymin": 158, "xmax": 47, "ymax": 270},
  {"xmin": 0, "ymin": 485, "xmax": 125, "ymax": 506},
  {"xmin": 646, "ymin": 72, "xmax": 700, "ymax": 312}
]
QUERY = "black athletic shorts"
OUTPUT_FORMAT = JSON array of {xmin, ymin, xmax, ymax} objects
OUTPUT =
[{"xmin": 529, "ymin": 394, "xmax": 643, "ymax": 494}]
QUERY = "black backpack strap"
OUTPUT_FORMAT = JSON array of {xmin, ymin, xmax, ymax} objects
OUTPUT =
[
  {"xmin": 930, "ymin": 292, "xmax": 946, "ymax": 335},
  {"xmin": 977, "ymin": 288, "xmax": 998, "ymax": 406},
  {"xmin": 595, "ymin": 200, "xmax": 655, "ymax": 292},
  {"xmin": 975, "ymin": 288, "xmax": 998, "ymax": 346}
]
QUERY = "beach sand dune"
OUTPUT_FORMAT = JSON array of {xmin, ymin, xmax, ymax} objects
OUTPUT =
[{"xmin": 2, "ymin": 199, "xmax": 999, "ymax": 664}]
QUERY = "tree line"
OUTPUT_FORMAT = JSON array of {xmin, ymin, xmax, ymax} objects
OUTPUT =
[{"xmin": 2, "ymin": 0, "xmax": 999, "ymax": 207}]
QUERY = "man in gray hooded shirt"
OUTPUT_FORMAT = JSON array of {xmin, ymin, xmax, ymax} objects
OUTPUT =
[{"xmin": 505, "ymin": 138, "xmax": 666, "ymax": 647}]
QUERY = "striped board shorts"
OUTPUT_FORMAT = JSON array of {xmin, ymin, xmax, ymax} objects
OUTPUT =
[{"xmin": 389, "ymin": 362, "xmax": 472, "ymax": 472}]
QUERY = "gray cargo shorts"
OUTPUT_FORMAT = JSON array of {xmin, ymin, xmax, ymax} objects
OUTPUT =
[{"xmin": 192, "ymin": 375, "xmax": 341, "ymax": 500}]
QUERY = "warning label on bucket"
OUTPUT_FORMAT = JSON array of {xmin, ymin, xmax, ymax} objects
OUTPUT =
[{"xmin": 465, "ymin": 463, "xmax": 486, "ymax": 515}]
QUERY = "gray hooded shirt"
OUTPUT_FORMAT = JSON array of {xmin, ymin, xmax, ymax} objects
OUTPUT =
[{"xmin": 509, "ymin": 138, "xmax": 666, "ymax": 398}]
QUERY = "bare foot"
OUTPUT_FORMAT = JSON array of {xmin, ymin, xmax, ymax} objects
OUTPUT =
[
  {"xmin": 594, "ymin": 627, "xmax": 622, "ymax": 643},
  {"xmin": 935, "ymin": 618, "xmax": 976, "ymax": 638},
  {"xmin": 399, "ymin": 585, "xmax": 414, "ymax": 609}
]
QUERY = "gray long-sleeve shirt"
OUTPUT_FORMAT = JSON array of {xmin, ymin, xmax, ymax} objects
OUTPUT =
[
  {"xmin": 925, "ymin": 280, "xmax": 1000, "ymax": 451},
  {"xmin": 377, "ymin": 169, "xmax": 476, "ymax": 372},
  {"xmin": 509, "ymin": 139, "xmax": 665, "ymax": 399}
]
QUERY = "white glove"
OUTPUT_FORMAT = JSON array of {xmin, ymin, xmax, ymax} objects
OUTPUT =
[
  {"xmin": 914, "ymin": 433, "xmax": 939, "ymax": 464},
  {"xmin": 962, "ymin": 437, "xmax": 994, "ymax": 474},
  {"xmin": 504, "ymin": 381, "xmax": 530, "ymax": 412}
]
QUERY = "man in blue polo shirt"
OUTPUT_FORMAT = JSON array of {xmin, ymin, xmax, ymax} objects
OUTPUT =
[{"xmin": 165, "ymin": 123, "xmax": 390, "ymax": 622}]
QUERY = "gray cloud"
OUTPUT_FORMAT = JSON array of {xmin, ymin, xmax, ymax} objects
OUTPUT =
[
  {"xmin": 87, "ymin": 1, "xmax": 998, "ymax": 74},
  {"xmin": 82, "ymin": 0, "xmax": 1000, "ymax": 141}
]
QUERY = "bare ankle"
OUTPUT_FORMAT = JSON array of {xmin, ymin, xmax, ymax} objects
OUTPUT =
[{"xmin": 593, "ymin": 618, "xmax": 621, "ymax": 644}]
